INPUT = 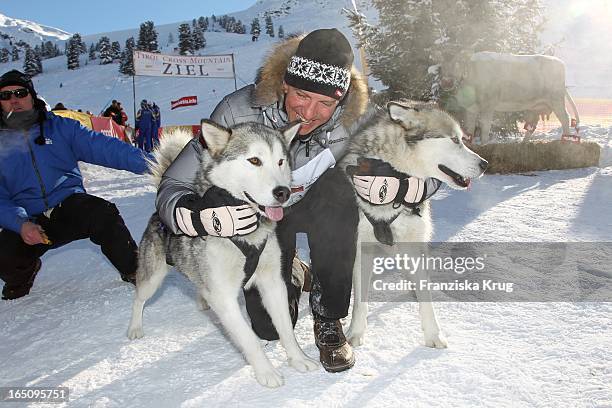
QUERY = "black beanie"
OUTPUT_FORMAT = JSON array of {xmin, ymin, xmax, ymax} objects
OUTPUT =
[
  {"xmin": 0, "ymin": 69, "xmax": 47, "ymax": 116},
  {"xmin": 0, "ymin": 70, "xmax": 38, "ymax": 100},
  {"xmin": 284, "ymin": 29, "xmax": 354, "ymax": 100}
]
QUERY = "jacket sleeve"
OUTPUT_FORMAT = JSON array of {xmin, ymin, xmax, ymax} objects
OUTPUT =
[
  {"xmin": 155, "ymin": 139, "xmax": 204, "ymax": 234},
  {"xmin": 63, "ymin": 118, "xmax": 152, "ymax": 174},
  {"xmin": 0, "ymin": 182, "xmax": 29, "ymax": 234},
  {"xmin": 210, "ymin": 95, "xmax": 236, "ymax": 127}
]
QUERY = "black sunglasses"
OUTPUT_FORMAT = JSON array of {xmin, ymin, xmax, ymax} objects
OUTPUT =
[{"xmin": 0, "ymin": 88, "xmax": 30, "ymax": 101}]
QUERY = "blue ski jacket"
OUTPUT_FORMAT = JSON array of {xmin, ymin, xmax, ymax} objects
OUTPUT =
[{"xmin": 0, "ymin": 112, "xmax": 150, "ymax": 234}]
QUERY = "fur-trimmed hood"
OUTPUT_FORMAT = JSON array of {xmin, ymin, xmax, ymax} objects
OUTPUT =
[{"xmin": 253, "ymin": 35, "xmax": 369, "ymax": 128}]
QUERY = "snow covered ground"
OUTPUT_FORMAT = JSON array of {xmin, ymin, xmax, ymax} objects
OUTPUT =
[
  {"xmin": 0, "ymin": 128, "xmax": 610, "ymax": 407},
  {"xmin": 1, "ymin": 0, "xmax": 611, "ymax": 406}
]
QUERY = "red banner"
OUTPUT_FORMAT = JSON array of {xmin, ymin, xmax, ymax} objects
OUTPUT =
[
  {"xmin": 90, "ymin": 116, "xmax": 127, "ymax": 142},
  {"xmin": 171, "ymin": 95, "xmax": 198, "ymax": 110}
]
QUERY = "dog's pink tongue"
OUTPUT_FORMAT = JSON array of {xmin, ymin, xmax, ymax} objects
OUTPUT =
[
  {"xmin": 466, "ymin": 178, "xmax": 472, "ymax": 190},
  {"xmin": 265, "ymin": 206, "xmax": 284, "ymax": 221}
]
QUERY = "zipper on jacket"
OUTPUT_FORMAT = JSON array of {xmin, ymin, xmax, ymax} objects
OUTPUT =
[{"xmin": 23, "ymin": 129, "xmax": 50, "ymax": 210}]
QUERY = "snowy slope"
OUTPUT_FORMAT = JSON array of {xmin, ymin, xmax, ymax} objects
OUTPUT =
[
  {"xmin": 0, "ymin": 13, "xmax": 70, "ymax": 48},
  {"xmin": 0, "ymin": 0, "xmax": 372, "ymax": 126},
  {"xmin": 0, "ymin": 153, "xmax": 610, "ymax": 407},
  {"xmin": 0, "ymin": 1, "xmax": 611, "ymax": 407}
]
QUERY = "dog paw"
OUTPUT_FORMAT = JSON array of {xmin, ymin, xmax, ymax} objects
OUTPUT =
[
  {"xmin": 288, "ymin": 354, "xmax": 319, "ymax": 372},
  {"xmin": 254, "ymin": 366, "xmax": 284, "ymax": 388},
  {"xmin": 424, "ymin": 332, "xmax": 448, "ymax": 349},
  {"xmin": 127, "ymin": 325, "xmax": 144, "ymax": 340},
  {"xmin": 346, "ymin": 328, "xmax": 365, "ymax": 347}
]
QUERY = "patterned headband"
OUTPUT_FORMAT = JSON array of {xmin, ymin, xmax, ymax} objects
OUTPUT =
[{"xmin": 286, "ymin": 56, "xmax": 351, "ymax": 92}]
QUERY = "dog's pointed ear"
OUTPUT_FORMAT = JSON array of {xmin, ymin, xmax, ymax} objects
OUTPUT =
[
  {"xmin": 200, "ymin": 119, "xmax": 231, "ymax": 157},
  {"xmin": 387, "ymin": 102, "xmax": 422, "ymax": 129},
  {"xmin": 280, "ymin": 121, "xmax": 301, "ymax": 146}
]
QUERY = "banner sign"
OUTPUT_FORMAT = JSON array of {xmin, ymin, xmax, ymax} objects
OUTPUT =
[
  {"xmin": 171, "ymin": 95, "xmax": 198, "ymax": 110},
  {"xmin": 90, "ymin": 116, "xmax": 127, "ymax": 142},
  {"xmin": 133, "ymin": 51, "xmax": 234, "ymax": 78}
]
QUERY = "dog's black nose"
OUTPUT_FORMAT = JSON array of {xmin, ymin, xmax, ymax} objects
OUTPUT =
[
  {"xmin": 273, "ymin": 186, "xmax": 291, "ymax": 203},
  {"xmin": 479, "ymin": 159, "xmax": 488, "ymax": 172}
]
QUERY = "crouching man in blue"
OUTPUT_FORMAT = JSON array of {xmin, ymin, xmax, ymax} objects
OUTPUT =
[{"xmin": 0, "ymin": 70, "xmax": 151, "ymax": 300}]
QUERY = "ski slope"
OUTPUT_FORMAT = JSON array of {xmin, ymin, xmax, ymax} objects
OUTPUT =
[
  {"xmin": 0, "ymin": 0, "xmax": 611, "ymax": 406},
  {"xmin": 0, "ymin": 125, "xmax": 610, "ymax": 407}
]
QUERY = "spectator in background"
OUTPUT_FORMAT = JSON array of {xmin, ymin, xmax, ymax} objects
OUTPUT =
[
  {"xmin": 0, "ymin": 70, "xmax": 152, "ymax": 300},
  {"xmin": 118, "ymin": 102, "xmax": 128, "ymax": 126},
  {"xmin": 51, "ymin": 102, "xmax": 66, "ymax": 111},
  {"xmin": 135, "ymin": 99, "xmax": 154, "ymax": 152},
  {"xmin": 151, "ymin": 102, "xmax": 160, "ymax": 148},
  {"xmin": 103, "ymin": 100, "xmax": 123, "ymax": 126}
]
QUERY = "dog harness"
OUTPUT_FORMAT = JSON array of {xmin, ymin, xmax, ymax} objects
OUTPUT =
[
  {"xmin": 347, "ymin": 157, "xmax": 441, "ymax": 245},
  {"xmin": 232, "ymin": 238, "xmax": 268, "ymax": 287}
]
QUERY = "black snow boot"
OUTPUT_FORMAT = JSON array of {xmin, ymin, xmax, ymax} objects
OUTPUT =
[{"xmin": 2, "ymin": 259, "xmax": 42, "ymax": 300}]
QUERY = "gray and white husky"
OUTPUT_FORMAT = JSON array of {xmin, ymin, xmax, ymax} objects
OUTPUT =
[
  {"xmin": 340, "ymin": 101, "xmax": 488, "ymax": 348},
  {"xmin": 127, "ymin": 120, "xmax": 318, "ymax": 388}
]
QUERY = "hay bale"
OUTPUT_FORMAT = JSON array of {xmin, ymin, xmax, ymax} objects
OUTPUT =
[{"xmin": 468, "ymin": 140, "xmax": 601, "ymax": 174}]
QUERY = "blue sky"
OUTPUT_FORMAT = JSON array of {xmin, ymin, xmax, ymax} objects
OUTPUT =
[{"xmin": 1, "ymin": 1, "xmax": 256, "ymax": 35}]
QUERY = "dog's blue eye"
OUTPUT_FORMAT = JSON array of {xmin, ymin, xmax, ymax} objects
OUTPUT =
[{"xmin": 248, "ymin": 157, "xmax": 262, "ymax": 166}]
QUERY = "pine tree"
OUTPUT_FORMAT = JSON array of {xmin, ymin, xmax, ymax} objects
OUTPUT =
[
  {"xmin": 219, "ymin": 15, "xmax": 227, "ymax": 30},
  {"xmin": 119, "ymin": 37, "xmax": 135, "ymax": 75},
  {"xmin": 137, "ymin": 21, "xmax": 159, "ymax": 52},
  {"xmin": 250, "ymin": 18, "xmax": 260, "ymax": 35},
  {"xmin": 504, "ymin": 0, "xmax": 544, "ymax": 53},
  {"xmin": 235, "ymin": 21, "xmax": 246, "ymax": 35},
  {"xmin": 66, "ymin": 34, "xmax": 80, "ymax": 70},
  {"xmin": 192, "ymin": 24, "xmax": 206, "ymax": 50},
  {"xmin": 0, "ymin": 48, "xmax": 9, "ymax": 63},
  {"xmin": 278, "ymin": 25, "xmax": 284, "ymax": 39},
  {"xmin": 137, "ymin": 22, "xmax": 148, "ymax": 50},
  {"xmin": 265, "ymin": 15, "xmax": 274, "ymax": 37},
  {"xmin": 226, "ymin": 18, "xmax": 236, "ymax": 34},
  {"xmin": 47, "ymin": 41, "xmax": 58, "ymax": 58},
  {"xmin": 34, "ymin": 47, "xmax": 43, "ymax": 73},
  {"xmin": 71, "ymin": 33, "xmax": 86, "ymax": 54},
  {"xmin": 178, "ymin": 23, "xmax": 193, "ymax": 55},
  {"xmin": 220, "ymin": 16, "xmax": 237, "ymax": 33},
  {"xmin": 23, "ymin": 47, "xmax": 39, "ymax": 76},
  {"xmin": 148, "ymin": 22, "xmax": 159, "ymax": 52},
  {"xmin": 167, "ymin": 32, "xmax": 174, "ymax": 46},
  {"xmin": 198, "ymin": 16, "xmax": 208, "ymax": 31},
  {"xmin": 89, "ymin": 43, "xmax": 97, "ymax": 60},
  {"xmin": 41, "ymin": 41, "xmax": 53, "ymax": 58},
  {"xmin": 111, "ymin": 41, "xmax": 121, "ymax": 60},
  {"xmin": 98, "ymin": 36, "xmax": 112, "ymax": 64},
  {"xmin": 11, "ymin": 47, "xmax": 19, "ymax": 61},
  {"xmin": 347, "ymin": 0, "xmax": 544, "ymax": 132}
]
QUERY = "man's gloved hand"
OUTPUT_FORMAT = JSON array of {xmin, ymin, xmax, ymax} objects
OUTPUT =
[
  {"xmin": 352, "ymin": 175, "xmax": 400, "ymax": 205},
  {"xmin": 174, "ymin": 186, "xmax": 259, "ymax": 237},
  {"xmin": 347, "ymin": 157, "xmax": 405, "ymax": 205},
  {"xmin": 347, "ymin": 157, "xmax": 442, "ymax": 206}
]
